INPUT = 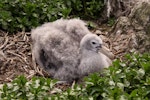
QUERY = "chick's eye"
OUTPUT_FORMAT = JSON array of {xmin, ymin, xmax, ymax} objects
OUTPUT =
[{"xmin": 92, "ymin": 42, "xmax": 96, "ymax": 44}]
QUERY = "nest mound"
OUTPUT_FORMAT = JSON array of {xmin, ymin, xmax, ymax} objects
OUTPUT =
[
  {"xmin": 0, "ymin": 26, "xmax": 136, "ymax": 84},
  {"xmin": 0, "ymin": 31, "xmax": 46, "ymax": 83}
]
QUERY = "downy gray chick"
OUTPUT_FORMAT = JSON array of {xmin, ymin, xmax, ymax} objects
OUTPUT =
[
  {"xmin": 78, "ymin": 34, "xmax": 112, "ymax": 77},
  {"xmin": 31, "ymin": 18, "xmax": 91, "ymax": 82},
  {"xmin": 31, "ymin": 18, "xmax": 112, "ymax": 82}
]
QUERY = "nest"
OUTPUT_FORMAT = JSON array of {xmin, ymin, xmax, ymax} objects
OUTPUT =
[
  {"xmin": 0, "ymin": 30, "xmax": 49, "ymax": 83},
  {"xmin": 0, "ymin": 26, "xmax": 136, "ymax": 84}
]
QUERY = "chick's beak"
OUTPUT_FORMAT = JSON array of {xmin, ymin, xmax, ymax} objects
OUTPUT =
[
  {"xmin": 96, "ymin": 44, "xmax": 102, "ymax": 50},
  {"xmin": 99, "ymin": 45, "xmax": 115, "ymax": 59}
]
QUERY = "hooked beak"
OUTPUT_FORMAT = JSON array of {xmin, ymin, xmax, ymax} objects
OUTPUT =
[
  {"xmin": 99, "ymin": 45, "xmax": 115, "ymax": 60},
  {"xmin": 96, "ymin": 44, "xmax": 102, "ymax": 51}
]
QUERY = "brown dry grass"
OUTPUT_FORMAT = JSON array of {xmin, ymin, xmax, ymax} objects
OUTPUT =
[{"xmin": 0, "ymin": 30, "xmax": 47, "ymax": 83}]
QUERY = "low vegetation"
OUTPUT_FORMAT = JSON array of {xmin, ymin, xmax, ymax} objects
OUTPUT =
[
  {"xmin": 64, "ymin": 0, "xmax": 104, "ymax": 18},
  {"xmin": 0, "ymin": 53, "xmax": 150, "ymax": 100},
  {"xmin": 0, "ymin": 0, "xmax": 71, "ymax": 33},
  {"xmin": 0, "ymin": 0, "xmax": 105, "ymax": 33}
]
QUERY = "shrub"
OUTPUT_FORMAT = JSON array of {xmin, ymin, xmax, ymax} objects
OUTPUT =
[
  {"xmin": 0, "ymin": 76, "xmax": 57, "ymax": 99},
  {"xmin": 64, "ymin": 0, "xmax": 105, "ymax": 18},
  {"xmin": 0, "ymin": 0, "xmax": 105, "ymax": 33},
  {"xmin": 0, "ymin": 0, "xmax": 71, "ymax": 33}
]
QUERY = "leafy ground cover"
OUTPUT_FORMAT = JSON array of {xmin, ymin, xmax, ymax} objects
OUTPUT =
[
  {"xmin": 0, "ymin": 0, "xmax": 71, "ymax": 32},
  {"xmin": 0, "ymin": 53, "xmax": 150, "ymax": 100},
  {"xmin": 0, "ymin": 0, "xmax": 105, "ymax": 33}
]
